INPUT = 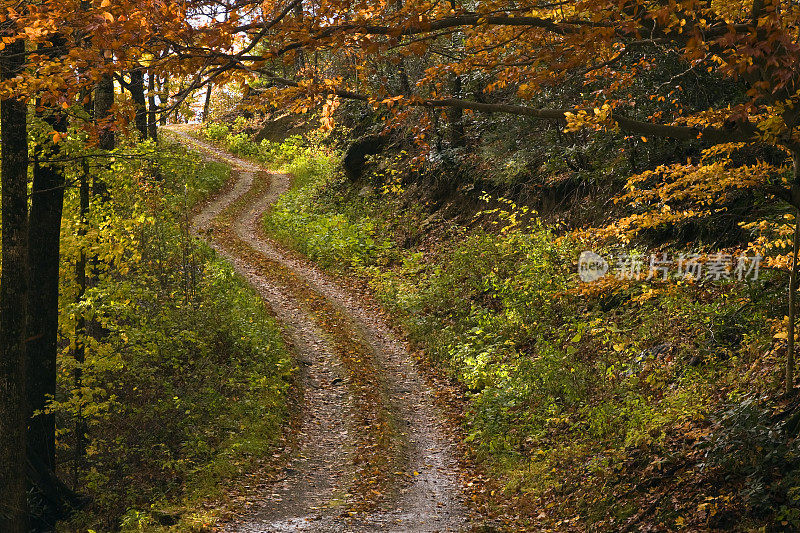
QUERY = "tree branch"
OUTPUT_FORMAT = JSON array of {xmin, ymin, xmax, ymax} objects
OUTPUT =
[
  {"xmin": 425, "ymin": 99, "xmax": 757, "ymax": 144},
  {"xmin": 261, "ymin": 75, "xmax": 758, "ymax": 145},
  {"xmin": 234, "ymin": 12, "xmax": 609, "ymax": 35}
]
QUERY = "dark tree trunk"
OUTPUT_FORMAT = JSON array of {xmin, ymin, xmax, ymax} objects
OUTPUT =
[
  {"xmin": 0, "ymin": 37, "xmax": 30, "ymax": 533},
  {"xmin": 93, "ymin": 72, "xmax": 114, "ymax": 201},
  {"xmin": 398, "ymin": 61, "xmax": 412, "ymax": 96},
  {"xmin": 788, "ymin": 152, "xmax": 800, "ymax": 392},
  {"xmin": 393, "ymin": 0, "xmax": 412, "ymax": 95},
  {"xmin": 148, "ymin": 70, "xmax": 157, "ymax": 141},
  {"xmin": 159, "ymin": 75, "xmax": 168, "ymax": 126},
  {"xmin": 174, "ymin": 80, "xmax": 183, "ymax": 122},
  {"xmin": 72, "ymin": 176, "xmax": 90, "ymax": 488},
  {"xmin": 202, "ymin": 83, "xmax": 212, "ymax": 123},
  {"xmin": 129, "ymin": 68, "xmax": 148, "ymax": 137},
  {"xmin": 447, "ymin": 11, "xmax": 465, "ymax": 149},
  {"xmin": 293, "ymin": 1, "xmax": 305, "ymax": 72},
  {"xmin": 95, "ymin": 73, "xmax": 115, "ymax": 151},
  {"xmin": 448, "ymin": 75, "xmax": 465, "ymax": 148},
  {"xmin": 73, "ymin": 90, "xmax": 93, "ymax": 486},
  {"xmin": 27, "ymin": 103, "xmax": 68, "ymax": 476},
  {"xmin": 27, "ymin": 34, "xmax": 69, "ymax": 480},
  {"xmin": 26, "ymin": 445, "xmax": 87, "ymax": 523}
]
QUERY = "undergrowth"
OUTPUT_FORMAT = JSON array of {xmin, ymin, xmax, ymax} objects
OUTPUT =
[
  {"xmin": 202, "ymin": 121, "xmax": 800, "ymax": 530},
  {"xmin": 57, "ymin": 138, "xmax": 293, "ymax": 532}
]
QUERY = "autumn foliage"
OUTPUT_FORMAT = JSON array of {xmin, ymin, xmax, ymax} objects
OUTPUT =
[{"xmin": 5, "ymin": 0, "xmax": 800, "ymax": 530}]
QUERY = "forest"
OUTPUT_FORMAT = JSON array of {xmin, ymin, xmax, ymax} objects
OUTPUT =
[{"xmin": 3, "ymin": 0, "xmax": 800, "ymax": 531}]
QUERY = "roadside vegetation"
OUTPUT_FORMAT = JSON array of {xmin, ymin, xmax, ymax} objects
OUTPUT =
[
  {"xmin": 201, "ymin": 120, "xmax": 800, "ymax": 531},
  {"xmin": 51, "ymin": 136, "xmax": 293, "ymax": 532}
]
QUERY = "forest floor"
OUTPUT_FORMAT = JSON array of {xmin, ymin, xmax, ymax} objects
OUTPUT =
[{"xmin": 167, "ymin": 125, "xmax": 474, "ymax": 532}]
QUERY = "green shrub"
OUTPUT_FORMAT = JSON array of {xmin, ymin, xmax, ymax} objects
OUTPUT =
[
  {"xmin": 262, "ymin": 150, "xmax": 394, "ymax": 270},
  {"xmin": 258, "ymin": 135, "xmax": 306, "ymax": 168},
  {"xmin": 201, "ymin": 122, "xmax": 229, "ymax": 141},
  {"xmin": 225, "ymin": 132, "xmax": 258, "ymax": 156}
]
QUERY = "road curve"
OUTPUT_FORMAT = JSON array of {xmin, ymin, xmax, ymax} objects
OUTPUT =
[{"xmin": 167, "ymin": 126, "xmax": 469, "ymax": 533}]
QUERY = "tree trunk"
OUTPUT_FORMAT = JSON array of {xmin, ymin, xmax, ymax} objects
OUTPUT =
[
  {"xmin": 94, "ymin": 72, "xmax": 114, "ymax": 201},
  {"xmin": 448, "ymin": 75, "xmax": 465, "ymax": 148},
  {"xmin": 27, "ymin": 101, "xmax": 68, "ymax": 476},
  {"xmin": 446, "ymin": 0, "xmax": 465, "ymax": 148},
  {"xmin": 95, "ymin": 73, "xmax": 115, "ymax": 151},
  {"xmin": 129, "ymin": 68, "xmax": 148, "ymax": 138},
  {"xmin": 71, "ymin": 169, "xmax": 89, "ymax": 480},
  {"xmin": 393, "ymin": 0, "xmax": 412, "ymax": 95},
  {"xmin": 0, "ymin": 37, "xmax": 30, "ymax": 533},
  {"xmin": 398, "ymin": 61, "xmax": 412, "ymax": 96},
  {"xmin": 174, "ymin": 80, "xmax": 183, "ymax": 122},
  {"xmin": 788, "ymin": 153, "xmax": 800, "ymax": 393},
  {"xmin": 293, "ymin": 1, "xmax": 305, "ymax": 72},
  {"xmin": 159, "ymin": 76, "xmax": 168, "ymax": 126},
  {"xmin": 148, "ymin": 70, "xmax": 157, "ymax": 141},
  {"xmin": 202, "ymin": 83, "xmax": 212, "ymax": 123},
  {"xmin": 73, "ymin": 89, "xmax": 93, "ymax": 486}
]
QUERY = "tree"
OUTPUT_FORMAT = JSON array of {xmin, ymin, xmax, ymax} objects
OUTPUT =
[
  {"xmin": 148, "ymin": 69, "xmax": 158, "ymax": 140},
  {"xmin": 27, "ymin": 34, "xmax": 69, "ymax": 478},
  {"xmin": 0, "ymin": 0, "xmax": 224, "ymax": 526},
  {"xmin": 129, "ymin": 67, "xmax": 149, "ymax": 138},
  {"xmin": 95, "ymin": 73, "xmax": 115, "ymax": 152},
  {"xmin": 0, "ymin": 35, "xmax": 30, "ymax": 533},
  {"xmin": 202, "ymin": 82, "xmax": 212, "ymax": 122}
]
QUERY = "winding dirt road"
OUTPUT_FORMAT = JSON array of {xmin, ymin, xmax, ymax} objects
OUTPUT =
[{"xmin": 168, "ymin": 126, "xmax": 470, "ymax": 533}]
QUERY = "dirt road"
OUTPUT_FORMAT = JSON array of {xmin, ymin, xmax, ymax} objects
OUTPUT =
[{"xmin": 169, "ymin": 126, "xmax": 470, "ymax": 533}]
